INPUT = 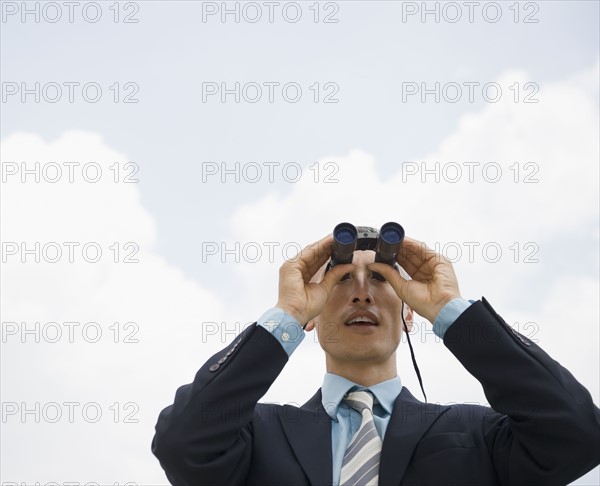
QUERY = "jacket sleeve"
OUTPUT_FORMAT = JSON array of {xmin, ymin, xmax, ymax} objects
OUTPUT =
[
  {"xmin": 151, "ymin": 323, "xmax": 289, "ymax": 485},
  {"xmin": 444, "ymin": 297, "xmax": 600, "ymax": 485}
]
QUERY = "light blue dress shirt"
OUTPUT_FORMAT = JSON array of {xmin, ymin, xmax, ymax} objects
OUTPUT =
[
  {"xmin": 256, "ymin": 297, "xmax": 473, "ymax": 485},
  {"xmin": 321, "ymin": 373, "xmax": 402, "ymax": 485}
]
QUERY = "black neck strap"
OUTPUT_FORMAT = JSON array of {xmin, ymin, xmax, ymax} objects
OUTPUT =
[{"xmin": 401, "ymin": 301, "xmax": 427, "ymax": 402}]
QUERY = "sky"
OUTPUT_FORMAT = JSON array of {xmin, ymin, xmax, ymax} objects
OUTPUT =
[{"xmin": 1, "ymin": 1, "xmax": 599, "ymax": 484}]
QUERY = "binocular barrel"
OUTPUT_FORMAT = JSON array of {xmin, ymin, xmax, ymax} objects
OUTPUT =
[
  {"xmin": 375, "ymin": 222, "xmax": 405, "ymax": 266},
  {"xmin": 330, "ymin": 222, "xmax": 405, "ymax": 268},
  {"xmin": 331, "ymin": 223, "xmax": 358, "ymax": 265}
]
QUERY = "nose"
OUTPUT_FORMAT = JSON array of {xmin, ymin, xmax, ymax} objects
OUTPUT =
[{"xmin": 350, "ymin": 271, "xmax": 373, "ymax": 304}]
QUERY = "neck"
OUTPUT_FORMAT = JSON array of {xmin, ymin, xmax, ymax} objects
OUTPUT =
[{"xmin": 325, "ymin": 353, "xmax": 398, "ymax": 387}]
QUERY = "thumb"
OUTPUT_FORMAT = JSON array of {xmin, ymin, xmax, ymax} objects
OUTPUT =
[
  {"xmin": 319, "ymin": 263, "xmax": 354, "ymax": 297},
  {"xmin": 368, "ymin": 262, "xmax": 410, "ymax": 300}
]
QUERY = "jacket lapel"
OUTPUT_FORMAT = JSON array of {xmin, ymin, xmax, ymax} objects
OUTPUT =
[
  {"xmin": 279, "ymin": 389, "xmax": 333, "ymax": 486},
  {"xmin": 379, "ymin": 387, "xmax": 451, "ymax": 486},
  {"xmin": 279, "ymin": 387, "xmax": 449, "ymax": 486}
]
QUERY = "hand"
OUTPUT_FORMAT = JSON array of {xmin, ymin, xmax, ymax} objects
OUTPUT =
[
  {"xmin": 368, "ymin": 237, "xmax": 462, "ymax": 324},
  {"xmin": 276, "ymin": 234, "xmax": 353, "ymax": 326}
]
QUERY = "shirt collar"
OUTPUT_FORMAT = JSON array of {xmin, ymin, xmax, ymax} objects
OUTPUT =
[{"xmin": 321, "ymin": 372, "xmax": 403, "ymax": 421}]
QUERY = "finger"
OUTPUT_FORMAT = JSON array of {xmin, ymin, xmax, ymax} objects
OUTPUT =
[
  {"xmin": 397, "ymin": 237, "xmax": 438, "ymax": 273},
  {"xmin": 318, "ymin": 262, "xmax": 354, "ymax": 297},
  {"xmin": 368, "ymin": 262, "xmax": 410, "ymax": 301},
  {"xmin": 297, "ymin": 234, "xmax": 335, "ymax": 281},
  {"xmin": 399, "ymin": 237, "xmax": 430, "ymax": 263},
  {"xmin": 395, "ymin": 257, "xmax": 419, "ymax": 277}
]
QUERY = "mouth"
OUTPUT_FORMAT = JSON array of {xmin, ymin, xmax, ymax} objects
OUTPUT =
[{"xmin": 344, "ymin": 311, "xmax": 379, "ymax": 328}]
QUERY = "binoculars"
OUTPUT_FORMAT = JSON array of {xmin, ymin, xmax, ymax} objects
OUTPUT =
[{"xmin": 326, "ymin": 222, "xmax": 405, "ymax": 271}]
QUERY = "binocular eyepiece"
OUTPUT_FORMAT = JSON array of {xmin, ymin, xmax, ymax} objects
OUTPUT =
[{"xmin": 327, "ymin": 222, "xmax": 405, "ymax": 270}]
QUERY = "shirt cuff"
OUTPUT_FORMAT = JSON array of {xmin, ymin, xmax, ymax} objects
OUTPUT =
[
  {"xmin": 257, "ymin": 307, "xmax": 305, "ymax": 357},
  {"xmin": 432, "ymin": 298, "xmax": 474, "ymax": 339}
]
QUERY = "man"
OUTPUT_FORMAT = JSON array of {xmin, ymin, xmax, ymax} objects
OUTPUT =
[{"xmin": 152, "ymin": 233, "xmax": 600, "ymax": 485}]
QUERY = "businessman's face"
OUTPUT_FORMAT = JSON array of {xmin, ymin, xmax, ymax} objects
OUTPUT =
[{"xmin": 311, "ymin": 250, "xmax": 412, "ymax": 368}]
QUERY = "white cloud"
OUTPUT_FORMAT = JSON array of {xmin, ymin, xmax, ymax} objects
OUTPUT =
[{"xmin": 1, "ymin": 131, "xmax": 228, "ymax": 483}]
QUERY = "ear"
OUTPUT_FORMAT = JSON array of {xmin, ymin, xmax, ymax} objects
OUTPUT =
[{"xmin": 403, "ymin": 304, "xmax": 414, "ymax": 333}]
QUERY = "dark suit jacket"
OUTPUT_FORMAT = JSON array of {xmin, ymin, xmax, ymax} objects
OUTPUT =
[{"xmin": 152, "ymin": 298, "xmax": 600, "ymax": 485}]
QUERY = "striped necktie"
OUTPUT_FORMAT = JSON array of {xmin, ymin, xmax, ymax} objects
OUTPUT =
[{"xmin": 339, "ymin": 390, "xmax": 382, "ymax": 486}]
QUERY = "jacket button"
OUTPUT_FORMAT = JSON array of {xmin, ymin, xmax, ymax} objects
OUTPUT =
[
  {"xmin": 209, "ymin": 364, "xmax": 220, "ymax": 372},
  {"xmin": 218, "ymin": 357, "xmax": 227, "ymax": 364}
]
